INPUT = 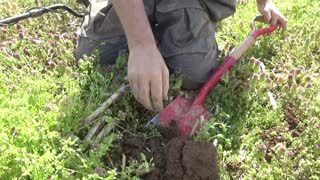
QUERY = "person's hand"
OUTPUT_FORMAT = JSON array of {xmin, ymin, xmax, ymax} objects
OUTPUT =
[
  {"xmin": 127, "ymin": 45, "xmax": 169, "ymax": 112},
  {"xmin": 257, "ymin": 0, "xmax": 288, "ymax": 29}
]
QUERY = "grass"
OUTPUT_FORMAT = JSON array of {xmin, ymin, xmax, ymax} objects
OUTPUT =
[{"xmin": 0, "ymin": 0, "xmax": 319, "ymax": 179}]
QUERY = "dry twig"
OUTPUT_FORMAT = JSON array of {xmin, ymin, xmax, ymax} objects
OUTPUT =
[
  {"xmin": 80, "ymin": 84, "xmax": 129, "ymax": 126},
  {"xmin": 122, "ymin": 154, "xmax": 126, "ymax": 172},
  {"xmin": 190, "ymin": 116, "xmax": 205, "ymax": 137},
  {"xmin": 106, "ymin": 153, "xmax": 115, "ymax": 168},
  {"xmin": 120, "ymin": 154, "xmax": 127, "ymax": 179},
  {"xmin": 84, "ymin": 119, "xmax": 104, "ymax": 141},
  {"xmin": 96, "ymin": 122, "xmax": 115, "ymax": 141}
]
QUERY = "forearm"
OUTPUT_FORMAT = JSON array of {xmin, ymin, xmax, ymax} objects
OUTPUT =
[{"xmin": 112, "ymin": 0, "xmax": 156, "ymax": 49}]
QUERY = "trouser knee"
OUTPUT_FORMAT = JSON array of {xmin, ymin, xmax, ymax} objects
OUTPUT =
[
  {"xmin": 165, "ymin": 47, "xmax": 219, "ymax": 90},
  {"xmin": 75, "ymin": 35, "xmax": 128, "ymax": 66}
]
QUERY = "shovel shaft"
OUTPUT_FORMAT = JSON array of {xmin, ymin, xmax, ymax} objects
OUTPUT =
[
  {"xmin": 193, "ymin": 56, "xmax": 236, "ymax": 105},
  {"xmin": 192, "ymin": 36, "xmax": 255, "ymax": 105},
  {"xmin": 192, "ymin": 22, "xmax": 280, "ymax": 106}
]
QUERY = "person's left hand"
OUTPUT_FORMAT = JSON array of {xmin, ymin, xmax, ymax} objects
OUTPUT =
[{"xmin": 257, "ymin": 0, "xmax": 288, "ymax": 30}]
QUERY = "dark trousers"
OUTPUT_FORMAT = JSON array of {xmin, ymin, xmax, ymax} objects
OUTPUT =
[{"xmin": 75, "ymin": 0, "xmax": 220, "ymax": 89}]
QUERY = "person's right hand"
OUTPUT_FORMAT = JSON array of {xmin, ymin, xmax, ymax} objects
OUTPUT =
[
  {"xmin": 257, "ymin": 0, "xmax": 288, "ymax": 30},
  {"xmin": 127, "ymin": 45, "xmax": 169, "ymax": 112}
]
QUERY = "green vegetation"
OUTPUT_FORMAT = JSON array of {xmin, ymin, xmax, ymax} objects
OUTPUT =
[{"xmin": 0, "ymin": 0, "xmax": 319, "ymax": 179}]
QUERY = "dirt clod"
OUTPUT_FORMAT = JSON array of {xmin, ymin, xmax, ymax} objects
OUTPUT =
[
  {"xmin": 156, "ymin": 120, "xmax": 179, "ymax": 141},
  {"xmin": 284, "ymin": 103, "xmax": 299, "ymax": 130},
  {"xmin": 108, "ymin": 121, "xmax": 219, "ymax": 179},
  {"xmin": 260, "ymin": 127, "xmax": 286, "ymax": 162},
  {"xmin": 143, "ymin": 136, "xmax": 218, "ymax": 180},
  {"xmin": 226, "ymin": 161, "xmax": 241, "ymax": 172},
  {"xmin": 123, "ymin": 137, "xmax": 145, "ymax": 160},
  {"xmin": 284, "ymin": 102, "xmax": 303, "ymax": 137}
]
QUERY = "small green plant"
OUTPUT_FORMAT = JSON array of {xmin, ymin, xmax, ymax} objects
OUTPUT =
[{"xmin": 121, "ymin": 153, "xmax": 154, "ymax": 179}]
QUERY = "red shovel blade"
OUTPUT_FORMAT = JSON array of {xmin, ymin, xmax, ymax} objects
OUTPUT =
[{"xmin": 152, "ymin": 95, "xmax": 211, "ymax": 136}]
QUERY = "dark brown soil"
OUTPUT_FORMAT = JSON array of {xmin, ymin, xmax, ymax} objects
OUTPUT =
[
  {"xmin": 113, "ymin": 121, "xmax": 219, "ymax": 179},
  {"xmin": 283, "ymin": 102, "xmax": 303, "ymax": 137},
  {"xmin": 260, "ymin": 127, "xmax": 286, "ymax": 148},
  {"xmin": 260, "ymin": 127, "xmax": 286, "ymax": 162},
  {"xmin": 257, "ymin": 102, "xmax": 306, "ymax": 163},
  {"xmin": 143, "ymin": 136, "xmax": 219, "ymax": 180},
  {"xmin": 226, "ymin": 161, "xmax": 241, "ymax": 172},
  {"xmin": 156, "ymin": 121, "xmax": 179, "ymax": 141}
]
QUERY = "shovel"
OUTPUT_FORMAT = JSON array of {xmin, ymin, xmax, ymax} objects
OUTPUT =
[{"xmin": 147, "ymin": 15, "xmax": 280, "ymax": 136}]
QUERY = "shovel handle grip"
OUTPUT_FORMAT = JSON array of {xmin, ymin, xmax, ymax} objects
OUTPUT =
[
  {"xmin": 192, "ymin": 15, "xmax": 280, "ymax": 106},
  {"xmin": 250, "ymin": 15, "xmax": 280, "ymax": 38}
]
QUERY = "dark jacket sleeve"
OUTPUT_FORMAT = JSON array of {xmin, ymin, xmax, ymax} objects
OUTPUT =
[{"xmin": 201, "ymin": 0, "xmax": 236, "ymax": 22}]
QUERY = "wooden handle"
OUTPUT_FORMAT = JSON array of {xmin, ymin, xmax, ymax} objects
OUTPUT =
[
  {"xmin": 230, "ymin": 36, "xmax": 255, "ymax": 59},
  {"xmin": 192, "ymin": 35, "xmax": 255, "ymax": 106},
  {"xmin": 191, "ymin": 16, "xmax": 280, "ymax": 106}
]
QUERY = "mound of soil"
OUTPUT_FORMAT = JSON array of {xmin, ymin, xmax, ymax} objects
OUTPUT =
[
  {"xmin": 143, "ymin": 136, "xmax": 218, "ymax": 180},
  {"xmin": 119, "ymin": 122, "xmax": 219, "ymax": 179}
]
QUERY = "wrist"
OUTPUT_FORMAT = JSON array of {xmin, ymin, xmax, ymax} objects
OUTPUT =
[
  {"xmin": 129, "ymin": 36, "xmax": 158, "ymax": 52},
  {"xmin": 129, "ymin": 37, "xmax": 157, "ymax": 50}
]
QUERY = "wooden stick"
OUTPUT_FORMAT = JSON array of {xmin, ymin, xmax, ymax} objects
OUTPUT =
[
  {"xmin": 106, "ymin": 153, "xmax": 115, "ymax": 168},
  {"xmin": 190, "ymin": 119, "xmax": 200, "ymax": 137},
  {"xmin": 96, "ymin": 123, "xmax": 114, "ymax": 141},
  {"xmin": 121, "ymin": 154, "xmax": 127, "ymax": 179},
  {"xmin": 80, "ymin": 84, "xmax": 129, "ymax": 126},
  {"xmin": 122, "ymin": 154, "xmax": 126, "ymax": 172},
  {"xmin": 84, "ymin": 119, "xmax": 104, "ymax": 141},
  {"xmin": 190, "ymin": 116, "xmax": 205, "ymax": 137}
]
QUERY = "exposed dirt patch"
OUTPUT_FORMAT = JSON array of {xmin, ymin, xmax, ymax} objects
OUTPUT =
[
  {"xmin": 284, "ymin": 103, "xmax": 299, "ymax": 129},
  {"xmin": 226, "ymin": 161, "xmax": 241, "ymax": 172},
  {"xmin": 156, "ymin": 121, "xmax": 179, "ymax": 141},
  {"xmin": 122, "ymin": 136, "xmax": 146, "ymax": 160},
  {"xmin": 260, "ymin": 127, "xmax": 286, "ymax": 148},
  {"xmin": 283, "ymin": 102, "xmax": 303, "ymax": 137},
  {"xmin": 258, "ymin": 102, "xmax": 306, "ymax": 163},
  {"xmin": 150, "ymin": 121, "xmax": 218, "ymax": 179},
  {"xmin": 108, "ymin": 121, "xmax": 219, "ymax": 179},
  {"xmin": 260, "ymin": 127, "xmax": 286, "ymax": 162},
  {"xmin": 143, "ymin": 136, "xmax": 219, "ymax": 180}
]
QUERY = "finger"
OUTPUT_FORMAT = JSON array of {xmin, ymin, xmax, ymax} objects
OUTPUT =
[
  {"xmin": 162, "ymin": 66, "xmax": 169, "ymax": 101},
  {"xmin": 270, "ymin": 8, "xmax": 288, "ymax": 29},
  {"xmin": 278, "ymin": 15, "xmax": 288, "ymax": 30},
  {"xmin": 139, "ymin": 79, "xmax": 154, "ymax": 111},
  {"xmin": 151, "ymin": 75, "xmax": 163, "ymax": 112},
  {"xmin": 262, "ymin": 9, "xmax": 272, "ymax": 24},
  {"xmin": 270, "ymin": 16, "xmax": 278, "ymax": 26},
  {"xmin": 129, "ymin": 76, "xmax": 139, "ymax": 101}
]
